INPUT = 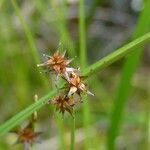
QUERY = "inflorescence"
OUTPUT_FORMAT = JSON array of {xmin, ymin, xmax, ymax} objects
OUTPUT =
[
  {"xmin": 12, "ymin": 50, "xmax": 93, "ymax": 149},
  {"xmin": 37, "ymin": 51, "xmax": 94, "ymax": 116}
]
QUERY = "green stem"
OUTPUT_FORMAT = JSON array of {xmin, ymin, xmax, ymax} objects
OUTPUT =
[
  {"xmin": 79, "ymin": 0, "xmax": 87, "ymax": 68},
  {"xmin": 0, "ymin": 32, "xmax": 150, "ymax": 136},
  {"xmin": 50, "ymin": 0, "xmax": 76, "ymax": 57},
  {"xmin": 83, "ymin": 32, "xmax": 150, "ymax": 76},
  {"xmin": 0, "ymin": 91, "xmax": 57, "ymax": 136},
  {"xmin": 55, "ymin": 114, "xmax": 66, "ymax": 150},
  {"xmin": 79, "ymin": 0, "xmax": 91, "ymax": 149},
  {"xmin": 70, "ymin": 110, "xmax": 75, "ymax": 150},
  {"xmin": 11, "ymin": 0, "xmax": 49, "ymax": 89},
  {"xmin": 11, "ymin": 0, "xmax": 39, "ymax": 64}
]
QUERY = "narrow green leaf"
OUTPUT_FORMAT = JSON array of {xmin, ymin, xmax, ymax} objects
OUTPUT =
[
  {"xmin": 79, "ymin": 0, "xmax": 92, "ymax": 149},
  {"xmin": 70, "ymin": 110, "xmax": 75, "ymax": 150},
  {"xmin": 84, "ymin": 32, "xmax": 150, "ymax": 76},
  {"xmin": 11, "ymin": 0, "xmax": 39, "ymax": 64},
  {"xmin": 79, "ymin": 0, "xmax": 87, "ymax": 68},
  {"xmin": 11, "ymin": 0, "xmax": 49, "ymax": 89},
  {"xmin": 0, "ymin": 91, "xmax": 57, "ymax": 136}
]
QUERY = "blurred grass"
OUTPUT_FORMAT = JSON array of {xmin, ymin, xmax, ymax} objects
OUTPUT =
[
  {"xmin": 11, "ymin": 0, "xmax": 49, "ymax": 91},
  {"xmin": 49, "ymin": 0, "xmax": 76, "ymax": 57},
  {"xmin": 11, "ymin": 0, "xmax": 39, "ymax": 64},
  {"xmin": 108, "ymin": 0, "xmax": 150, "ymax": 149},
  {"xmin": 55, "ymin": 114, "xmax": 66, "ymax": 150},
  {"xmin": 79, "ymin": 0, "xmax": 92, "ymax": 149}
]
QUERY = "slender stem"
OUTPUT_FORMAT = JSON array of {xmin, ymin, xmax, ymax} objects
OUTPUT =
[
  {"xmin": 55, "ymin": 114, "xmax": 66, "ymax": 150},
  {"xmin": 50, "ymin": 0, "xmax": 76, "ymax": 57},
  {"xmin": 83, "ymin": 32, "xmax": 150, "ymax": 76},
  {"xmin": 79, "ymin": 0, "xmax": 87, "ymax": 68},
  {"xmin": 0, "ymin": 32, "xmax": 150, "ymax": 136},
  {"xmin": 148, "ymin": 112, "xmax": 150, "ymax": 149},
  {"xmin": 11, "ymin": 0, "xmax": 49, "ymax": 89},
  {"xmin": 11, "ymin": 0, "xmax": 39, "ymax": 64},
  {"xmin": 79, "ymin": 0, "xmax": 91, "ymax": 149},
  {"xmin": 70, "ymin": 110, "xmax": 75, "ymax": 150},
  {"xmin": 0, "ymin": 90, "xmax": 57, "ymax": 136}
]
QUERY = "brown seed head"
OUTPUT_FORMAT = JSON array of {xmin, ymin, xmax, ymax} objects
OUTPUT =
[
  {"xmin": 37, "ymin": 51, "xmax": 72, "ymax": 75},
  {"xmin": 17, "ymin": 122, "xmax": 42, "ymax": 147},
  {"xmin": 68, "ymin": 72, "xmax": 94, "ymax": 96},
  {"xmin": 50, "ymin": 95, "xmax": 76, "ymax": 116}
]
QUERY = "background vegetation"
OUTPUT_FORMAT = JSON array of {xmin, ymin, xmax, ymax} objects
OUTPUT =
[{"xmin": 0, "ymin": 0, "xmax": 149, "ymax": 149}]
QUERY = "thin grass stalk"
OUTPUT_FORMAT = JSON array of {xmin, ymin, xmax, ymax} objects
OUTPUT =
[
  {"xmin": 11, "ymin": 0, "xmax": 39, "ymax": 64},
  {"xmin": 148, "ymin": 78, "xmax": 150, "ymax": 149},
  {"xmin": 148, "ymin": 112, "xmax": 150, "ymax": 149},
  {"xmin": 108, "ymin": 0, "xmax": 150, "ymax": 149},
  {"xmin": 0, "ymin": 13, "xmax": 30, "ymax": 108},
  {"xmin": 11, "ymin": 0, "xmax": 49, "ymax": 90},
  {"xmin": 70, "ymin": 109, "xmax": 75, "ymax": 150},
  {"xmin": 35, "ymin": 0, "xmax": 75, "ymax": 57},
  {"xmin": 79, "ymin": 0, "xmax": 92, "ymax": 149},
  {"xmin": 79, "ymin": 0, "xmax": 87, "ymax": 68},
  {"xmin": 0, "ymin": 32, "xmax": 150, "ymax": 136},
  {"xmin": 49, "ymin": 0, "xmax": 76, "ymax": 57},
  {"xmin": 84, "ymin": 32, "xmax": 150, "ymax": 76},
  {"xmin": 55, "ymin": 115, "xmax": 66, "ymax": 150}
]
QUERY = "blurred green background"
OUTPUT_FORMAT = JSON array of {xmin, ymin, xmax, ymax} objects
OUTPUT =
[{"xmin": 0, "ymin": 0, "xmax": 149, "ymax": 149}]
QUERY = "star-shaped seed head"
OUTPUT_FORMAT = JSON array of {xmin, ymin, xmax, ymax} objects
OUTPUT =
[
  {"xmin": 37, "ymin": 51, "xmax": 73, "ymax": 76},
  {"xmin": 17, "ymin": 122, "xmax": 42, "ymax": 150},
  {"xmin": 49, "ymin": 95, "xmax": 76, "ymax": 116},
  {"xmin": 67, "ymin": 72, "xmax": 94, "ymax": 96}
]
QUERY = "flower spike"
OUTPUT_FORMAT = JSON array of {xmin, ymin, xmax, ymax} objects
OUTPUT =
[
  {"xmin": 37, "ymin": 51, "xmax": 73, "ymax": 78},
  {"xmin": 38, "ymin": 49, "xmax": 94, "ymax": 117},
  {"xmin": 49, "ymin": 95, "xmax": 76, "ymax": 117},
  {"xmin": 67, "ymin": 72, "xmax": 94, "ymax": 96}
]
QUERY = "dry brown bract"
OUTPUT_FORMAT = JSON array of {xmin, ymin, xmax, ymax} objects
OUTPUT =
[
  {"xmin": 50, "ymin": 95, "xmax": 76, "ymax": 116},
  {"xmin": 37, "ymin": 51, "xmax": 73, "ymax": 77},
  {"xmin": 67, "ymin": 72, "xmax": 94, "ymax": 96},
  {"xmin": 17, "ymin": 122, "xmax": 42, "ymax": 150}
]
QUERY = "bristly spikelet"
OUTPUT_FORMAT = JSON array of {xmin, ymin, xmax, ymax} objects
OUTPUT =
[
  {"xmin": 67, "ymin": 72, "xmax": 94, "ymax": 97},
  {"xmin": 37, "ymin": 51, "xmax": 74, "ymax": 79},
  {"xmin": 38, "ymin": 49, "xmax": 94, "ymax": 116},
  {"xmin": 16, "ymin": 121, "xmax": 42, "ymax": 150},
  {"xmin": 49, "ymin": 95, "xmax": 76, "ymax": 117}
]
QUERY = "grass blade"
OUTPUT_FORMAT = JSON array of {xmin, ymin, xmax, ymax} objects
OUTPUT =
[
  {"xmin": 49, "ymin": 0, "xmax": 76, "ymax": 57},
  {"xmin": 84, "ymin": 32, "xmax": 150, "ymax": 76},
  {"xmin": 79, "ymin": 0, "xmax": 87, "ymax": 68},
  {"xmin": 70, "ymin": 110, "xmax": 75, "ymax": 150},
  {"xmin": 11, "ymin": 0, "xmax": 39, "ymax": 64},
  {"xmin": 11, "ymin": 0, "xmax": 49, "ymax": 89},
  {"xmin": 0, "ymin": 90, "xmax": 57, "ymax": 136},
  {"xmin": 79, "ymin": 0, "xmax": 92, "ymax": 149}
]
